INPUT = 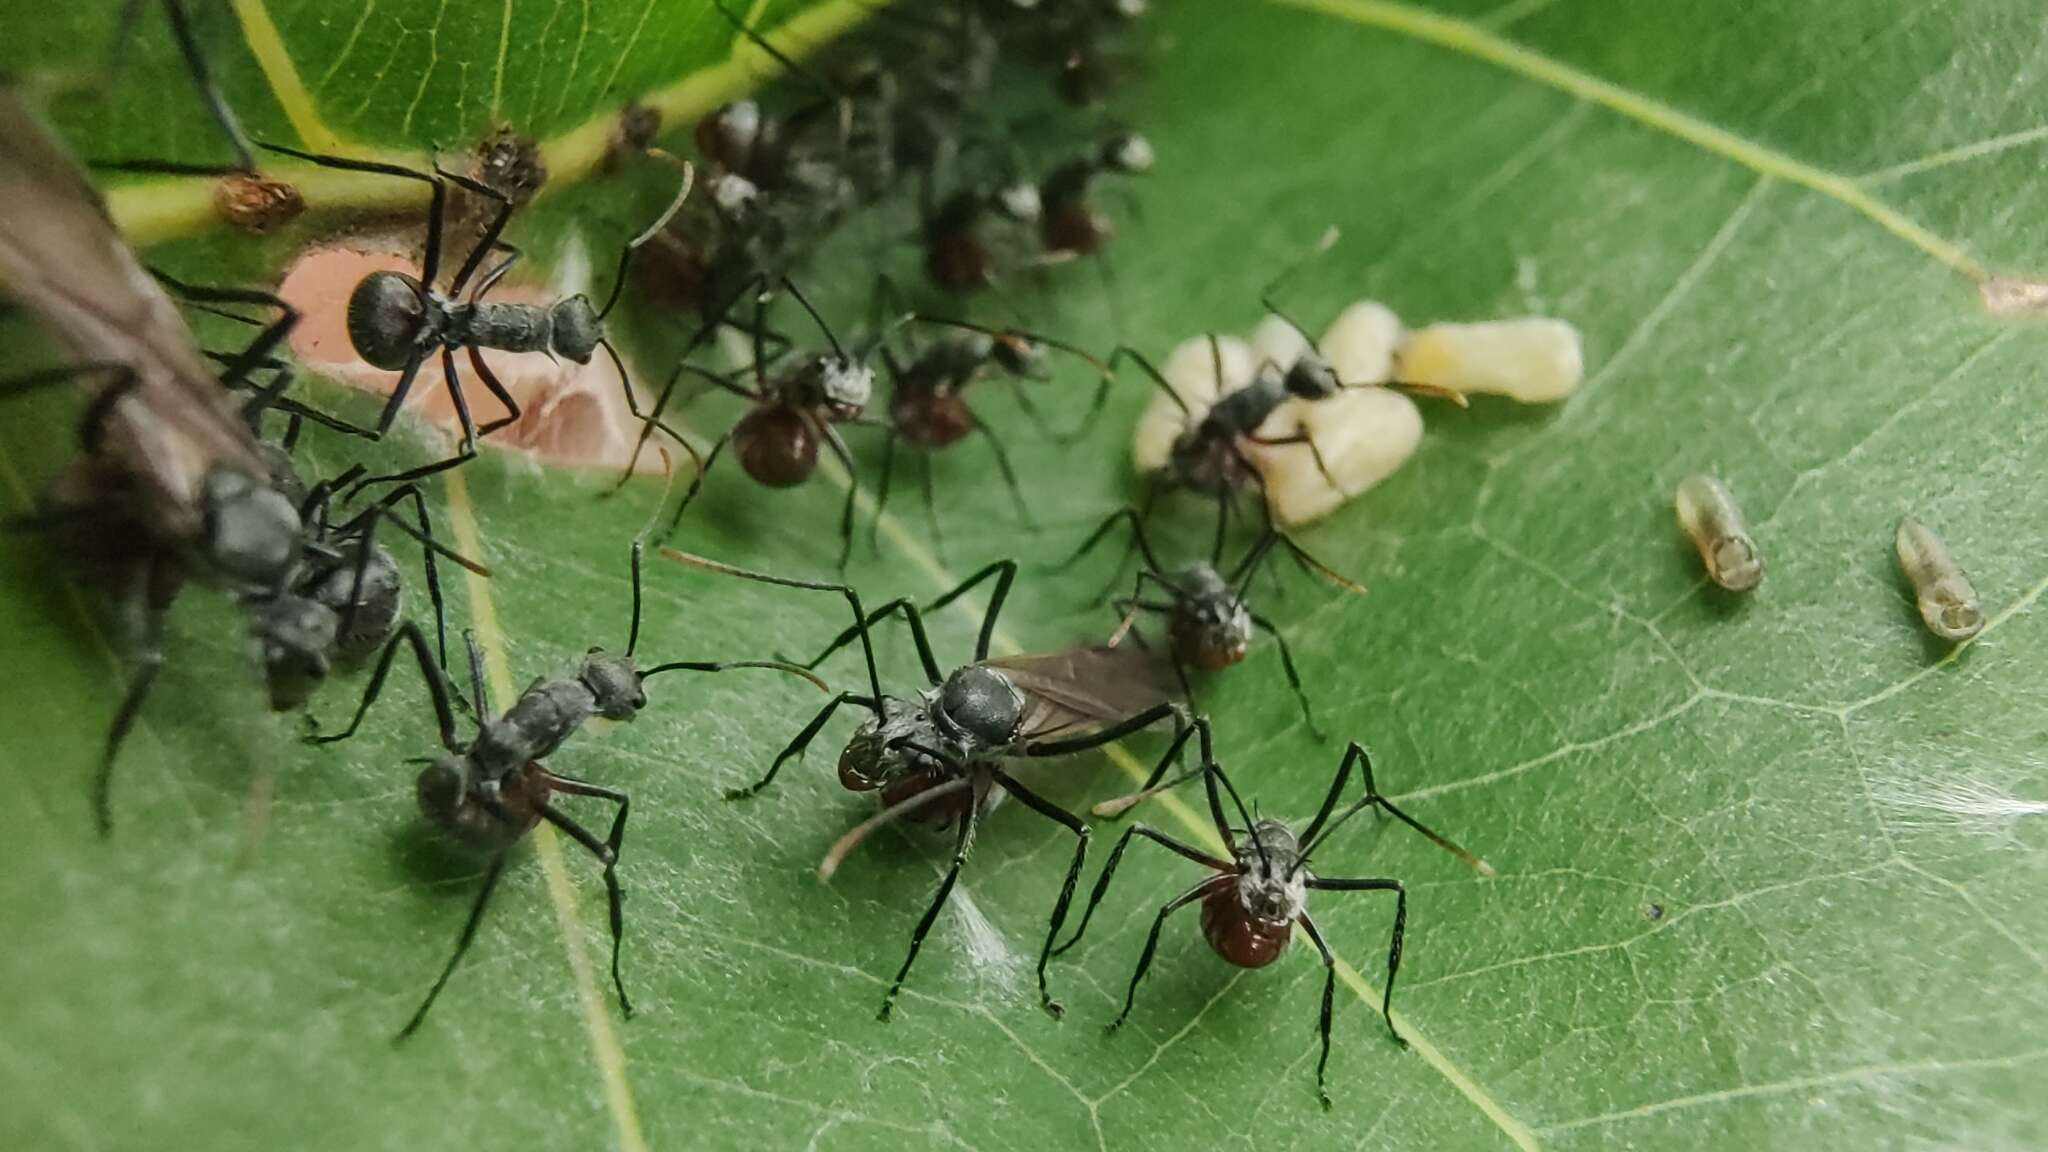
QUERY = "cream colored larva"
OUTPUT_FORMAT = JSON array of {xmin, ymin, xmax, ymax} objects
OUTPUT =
[
  {"xmin": 1396, "ymin": 317, "xmax": 1584, "ymax": 403},
  {"xmin": 1895, "ymin": 517, "xmax": 1985, "ymax": 642},
  {"xmin": 1675, "ymin": 473, "xmax": 1763, "ymax": 592},
  {"xmin": 1243, "ymin": 309, "xmax": 1421, "ymax": 527}
]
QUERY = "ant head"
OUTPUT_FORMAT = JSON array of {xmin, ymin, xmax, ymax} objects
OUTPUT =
[
  {"xmin": 1103, "ymin": 132, "xmax": 1155, "ymax": 175},
  {"xmin": 989, "ymin": 332, "xmax": 1049, "ymax": 378},
  {"xmin": 1170, "ymin": 566, "xmax": 1253, "ymax": 670},
  {"xmin": 580, "ymin": 647, "xmax": 647, "ymax": 720},
  {"xmin": 1284, "ymin": 350, "xmax": 1342, "ymax": 400},
  {"xmin": 346, "ymin": 270, "xmax": 428, "ymax": 371},
  {"xmin": 819, "ymin": 355, "xmax": 874, "ymax": 418},
  {"xmin": 935, "ymin": 666, "xmax": 1024, "ymax": 752},
  {"xmin": 840, "ymin": 696, "xmax": 937, "ymax": 791},
  {"xmin": 257, "ymin": 595, "xmax": 338, "ymax": 710},
  {"xmin": 993, "ymin": 181, "xmax": 1042, "ymax": 223},
  {"xmin": 550, "ymin": 296, "xmax": 603, "ymax": 363},
  {"xmin": 201, "ymin": 466, "xmax": 304, "ymax": 590}
]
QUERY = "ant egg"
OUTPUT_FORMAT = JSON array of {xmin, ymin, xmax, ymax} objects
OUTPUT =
[
  {"xmin": 1130, "ymin": 333, "xmax": 1255, "ymax": 473},
  {"xmin": 1397, "ymin": 317, "xmax": 1584, "ymax": 403},
  {"xmin": 1895, "ymin": 517, "xmax": 1985, "ymax": 642},
  {"xmin": 1674, "ymin": 473, "xmax": 1763, "ymax": 592}
]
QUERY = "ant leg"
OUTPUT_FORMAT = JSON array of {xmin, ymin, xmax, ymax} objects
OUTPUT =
[
  {"xmin": 1247, "ymin": 430, "xmax": 1339, "ymax": 491},
  {"xmin": 990, "ymin": 767, "xmax": 1089, "ymax": 1020},
  {"xmin": 596, "ymin": 161, "xmax": 696, "ymax": 322},
  {"xmin": 966, "ymin": 408, "xmax": 1037, "ymax": 531},
  {"xmin": 149, "ymin": 273, "xmax": 300, "ymax": 388},
  {"xmin": 396, "ymin": 851, "xmax": 510, "ymax": 1041},
  {"xmin": 813, "ymin": 416, "xmax": 862, "ymax": 572},
  {"xmin": 919, "ymin": 558, "xmax": 1015, "ymax": 662},
  {"xmin": 540, "ymin": 780, "xmax": 635, "ymax": 1018},
  {"xmin": 93, "ymin": 580, "xmax": 168, "ymax": 837},
  {"xmin": 1052, "ymin": 823, "xmax": 1227, "ymax": 957},
  {"xmin": 660, "ymin": 430, "xmax": 730, "ymax": 540},
  {"xmin": 598, "ymin": 342, "xmax": 705, "ymax": 483},
  {"xmin": 1106, "ymin": 875, "xmax": 1232, "ymax": 1033},
  {"xmin": 429, "ymin": 162, "xmax": 515, "ymax": 295},
  {"xmin": 918, "ymin": 450, "xmax": 944, "ymax": 565},
  {"xmin": 726, "ymin": 691, "xmax": 867, "ymax": 799},
  {"xmin": 868, "ymin": 429, "xmax": 898, "ymax": 553},
  {"xmin": 798, "ymin": 596, "xmax": 943, "ymax": 684},
  {"xmin": 1087, "ymin": 705, "xmax": 1205, "ymax": 821},
  {"xmin": 1301, "ymin": 880, "xmax": 1405, "ymax": 1048},
  {"xmin": 1105, "ymin": 344, "xmax": 1192, "ymax": 417},
  {"xmin": 344, "ymin": 348, "xmax": 484, "ymax": 496},
  {"xmin": 463, "ymin": 628, "xmax": 493, "ymax": 718},
  {"xmin": 879, "ymin": 776, "xmax": 988, "ymax": 1021},
  {"xmin": 1024, "ymin": 699, "xmax": 1185, "ymax": 760},
  {"xmin": 1249, "ymin": 612, "xmax": 1323, "ymax": 740},
  {"xmin": 1300, "ymin": 743, "xmax": 1490, "ymax": 872},
  {"xmin": 158, "ymin": 0, "xmax": 257, "ymax": 170},
  {"xmin": 306, "ymin": 621, "xmax": 459, "ymax": 749},
  {"xmin": 1294, "ymin": 910, "xmax": 1344, "ymax": 1110},
  {"xmin": 465, "ymin": 346, "xmax": 523, "ymax": 437},
  {"xmin": 469, "ymin": 243, "xmax": 524, "ymax": 302},
  {"xmin": 1056, "ymin": 505, "xmax": 1169, "ymax": 577},
  {"xmin": 260, "ymin": 144, "xmax": 450, "ymax": 286},
  {"xmin": 656, "ymin": 549, "xmax": 886, "ymax": 703}
]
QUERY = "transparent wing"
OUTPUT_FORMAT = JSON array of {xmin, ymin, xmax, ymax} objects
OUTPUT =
[{"xmin": 979, "ymin": 645, "xmax": 1176, "ymax": 744}]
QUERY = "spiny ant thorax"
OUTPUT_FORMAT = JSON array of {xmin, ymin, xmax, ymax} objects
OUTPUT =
[
  {"xmin": 931, "ymin": 666, "xmax": 1025, "ymax": 758},
  {"xmin": 781, "ymin": 353, "xmax": 873, "ymax": 419},
  {"xmin": 1232, "ymin": 819, "xmax": 1310, "ymax": 924}
]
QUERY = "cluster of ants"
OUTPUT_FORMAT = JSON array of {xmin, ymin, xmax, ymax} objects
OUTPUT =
[{"xmin": 0, "ymin": 0, "xmax": 1492, "ymax": 1110}]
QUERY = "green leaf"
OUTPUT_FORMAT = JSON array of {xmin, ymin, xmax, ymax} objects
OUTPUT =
[{"xmin": 4, "ymin": 1, "xmax": 2047, "ymax": 1150}]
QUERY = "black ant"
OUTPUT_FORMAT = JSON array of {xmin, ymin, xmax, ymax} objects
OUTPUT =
[
  {"xmin": 1062, "ymin": 509, "xmax": 1361, "ymax": 761},
  {"xmin": 0, "ymin": 87, "xmax": 487, "ymax": 832},
  {"xmin": 867, "ymin": 301, "xmax": 1109, "ymax": 553},
  {"xmin": 661, "ymin": 549, "xmax": 1187, "ymax": 1021},
  {"xmin": 922, "ymin": 180, "xmax": 1043, "ymax": 293},
  {"xmin": 1052, "ymin": 723, "xmax": 1492, "ymax": 1109},
  {"xmin": 653, "ymin": 277, "xmax": 893, "ymax": 566},
  {"xmin": 305, "ymin": 542, "xmax": 824, "ymax": 1037},
  {"xmin": 1039, "ymin": 131, "xmax": 1152, "ymax": 259},
  {"xmin": 252, "ymin": 142, "xmax": 698, "ymax": 496}
]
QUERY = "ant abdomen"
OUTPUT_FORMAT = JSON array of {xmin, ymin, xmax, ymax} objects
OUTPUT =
[
  {"xmin": 733, "ymin": 406, "xmax": 819, "ymax": 487},
  {"xmin": 346, "ymin": 271, "xmax": 428, "ymax": 370},
  {"xmin": 892, "ymin": 387, "xmax": 974, "ymax": 449},
  {"xmin": 927, "ymin": 232, "xmax": 993, "ymax": 292},
  {"xmin": 1201, "ymin": 888, "xmax": 1293, "ymax": 969},
  {"xmin": 1170, "ymin": 611, "xmax": 1250, "ymax": 671},
  {"xmin": 880, "ymin": 766, "xmax": 978, "ymax": 828},
  {"xmin": 417, "ymin": 760, "xmax": 543, "ymax": 850}
]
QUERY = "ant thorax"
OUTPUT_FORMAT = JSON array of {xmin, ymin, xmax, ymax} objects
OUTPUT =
[
  {"xmin": 470, "ymin": 675, "xmax": 604, "ymax": 776},
  {"xmin": 1232, "ymin": 820, "xmax": 1310, "ymax": 925},
  {"xmin": 930, "ymin": 665, "xmax": 1025, "ymax": 760},
  {"xmin": 840, "ymin": 694, "xmax": 949, "ymax": 791},
  {"xmin": 1282, "ymin": 349, "xmax": 1342, "ymax": 400},
  {"xmin": 1168, "ymin": 564, "xmax": 1253, "ymax": 670},
  {"xmin": 783, "ymin": 353, "xmax": 873, "ymax": 419}
]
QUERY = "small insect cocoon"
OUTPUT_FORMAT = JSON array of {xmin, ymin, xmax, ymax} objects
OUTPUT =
[
  {"xmin": 1397, "ymin": 317, "xmax": 1584, "ymax": 403},
  {"xmin": 1130, "ymin": 333, "xmax": 1256, "ymax": 473},
  {"xmin": 1674, "ymin": 473, "xmax": 1763, "ymax": 591},
  {"xmin": 1979, "ymin": 276, "xmax": 2048, "ymax": 315},
  {"xmin": 213, "ymin": 171, "xmax": 304, "ymax": 234},
  {"xmin": 279, "ymin": 245, "xmax": 670, "ymax": 475},
  {"xmin": 1895, "ymin": 517, "xmax": 1985, "ymax": 642},
  {"xmin": 1318, "ymin": 300, "xmax": 1402, "ymax": 386}
]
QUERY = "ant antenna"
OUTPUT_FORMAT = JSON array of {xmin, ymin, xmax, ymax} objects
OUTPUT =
[
  {"xmin": 1258, "ymin": 225, "xmax": 1340, "ymax": 347},
  {"xmin": 1203, "ymin": 748, "xmax": 1270, "ymax": 871},
  {"xmin": 780, "ymin": 275, "xmax": 849, "ymax": 360},
  {"xmin": 1299, "ymin": 781, "xmax": 1492, "ymax": 878},
  {"xmin": 625, "ymin": 541, "xmax": 645, "ymax": 657},
  {"xmin": 597, "ymin": 154, "xmax": 694, "ymax": 322}
]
